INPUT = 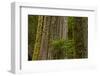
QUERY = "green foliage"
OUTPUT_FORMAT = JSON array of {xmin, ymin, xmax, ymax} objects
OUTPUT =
[
  {"xmin": 50, "ymin": 39, "xmax": 66, "ymax": 59},
  {"xmin": 65, "ymin": 40, "xmax": 75, "ymax": 58},
  {"xmin": 50, "ymin": 39, "xmax": 75, "ymax": 59}
]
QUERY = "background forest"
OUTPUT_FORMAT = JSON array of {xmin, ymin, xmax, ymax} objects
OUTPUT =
[{"xmin": 28, "ymin": 15, "xmax": 88, "ymax": 61}]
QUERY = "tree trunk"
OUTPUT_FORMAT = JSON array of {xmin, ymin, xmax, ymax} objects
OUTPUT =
[
  {"xmin": 32, "ymin": 16, "xmax": 44, "ymax": 60},
  {"xmin": 82, "ymin": 17, "xmax": 88, "ymax": 58},
  {"xmin": 62, "ymin": 17, "xmax": 68, "ymax": 40},
  {"xmin": 73, "ymin": 17, "xmax": 88, "ymax": 58},
  {"xmin": 39, "ymin": 16, "xmax": 50, "ymax": 60}
]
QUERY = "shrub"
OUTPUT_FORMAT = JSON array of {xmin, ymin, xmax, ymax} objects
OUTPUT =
[{"xmin": 50, "ymin": 39, "xmax": 75, "ymax": 59}]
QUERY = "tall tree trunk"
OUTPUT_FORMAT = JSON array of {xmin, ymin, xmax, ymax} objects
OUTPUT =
[
  {"xmin": 32, "ymin": 16, "xmax": 44, "ymax": 60},
  {"xmin": 48, "ymin": 16, "xmax": 56, "ymax": 59},
  {"xmin": 39, "ymin": 16, "xmax": 50, "ymax": 60},
  {"xmin": 74, "ymin": 17, "xmax": 88, "ymax": 58}
]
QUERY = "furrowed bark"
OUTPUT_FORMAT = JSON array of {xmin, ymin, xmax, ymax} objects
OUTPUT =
[{"xmin": 32, "ymin": 16, "xmax": 44, "ymax": 60}]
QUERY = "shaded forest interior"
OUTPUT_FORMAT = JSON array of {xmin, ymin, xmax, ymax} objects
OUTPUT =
[{"xmin": 28, "ymin": 15, "xmax": 88, "ymax": 61}]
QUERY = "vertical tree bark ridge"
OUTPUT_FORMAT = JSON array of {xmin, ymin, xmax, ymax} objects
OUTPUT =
[
  {"xmin": 48, "ymin": 16, "xmax": 56, "ymax": 59},
  {"xmin": 39, "ymin": 16, "xmax": 50, "ymax": 60},
  {"xmin": 56, "ymin": 17, "xmax": 60, "ymax": 39},
  {"xmin": 59, "ymin": 17, "xmax": 63, "ymax": 39},
  {"xmin": 62, "ymin": 17, "xmax": 68, "ymax": 40},
  {"xmin": 32, "ymin": 16, "xmax": 44, "ymax": 60},
  {"xmin": 47, "ymin": 16, "xmax": 52, "ymax": 59}
]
